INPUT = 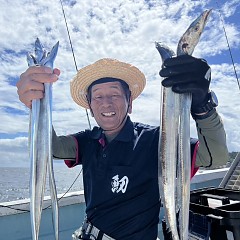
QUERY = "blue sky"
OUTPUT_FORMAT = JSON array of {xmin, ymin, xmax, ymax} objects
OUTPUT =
[{"xmin": 0, "ymin": 0, "xmax": 239, "ymax": 167}]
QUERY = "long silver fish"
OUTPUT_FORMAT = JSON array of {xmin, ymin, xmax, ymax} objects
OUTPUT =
[
  {"xmin": 156, "ymin": 9, "xmax": 211, "ymax": 240},
  {"xmin": 27, "ymin": 38, "xmax": 59, "ymax": 240},
  {"xmin": 156, "ymin": 44, "xmax": 180, "ymax": 239},
  {"xmin": 177, "ymin": 10, "xmax": 211, "ymax": 240}
]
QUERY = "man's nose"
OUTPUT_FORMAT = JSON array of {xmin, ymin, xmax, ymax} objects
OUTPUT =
[{"xmin": 102, "ymin": 96, "xmax": 113, "ymax": 105}]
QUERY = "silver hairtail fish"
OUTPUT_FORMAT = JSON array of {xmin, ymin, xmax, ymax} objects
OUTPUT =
[
  {"xmin": 27, "ymin": 38, "xmax": 59, "ymax": 240},
  {"xmin": 156, "ymin": 9, "xmax": 211, "ymax": 240},
  {"xmin": 177, "ymin": 9, "xmax": 211, "ymax": 240},
  {"xmin": 155, "ymin": 43, "xmax": 180, "ymax": 239}
]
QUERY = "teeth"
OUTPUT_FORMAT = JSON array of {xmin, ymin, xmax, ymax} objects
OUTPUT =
[{"xmin": 102, "ymin": 112, "xmax": 115, "ymax": 116}]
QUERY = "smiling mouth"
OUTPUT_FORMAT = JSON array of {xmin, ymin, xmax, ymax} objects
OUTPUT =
[{"xmin": 101, "ymin": 112, "xmax": 116, "ymax": 117}]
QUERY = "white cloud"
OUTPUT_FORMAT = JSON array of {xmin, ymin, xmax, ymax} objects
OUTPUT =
[
  {"xmin": 0, "ymin": 0, "xmax": 240, "ymax": 169},
  {"xmin": 0, "ymin": 137, "xmax": 29, "ymax": 167}
]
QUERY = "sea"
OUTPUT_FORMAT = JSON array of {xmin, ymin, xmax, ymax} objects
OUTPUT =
[{"xmin": 0, "ymin": 164, "xmax": 84, "ymax": 203}]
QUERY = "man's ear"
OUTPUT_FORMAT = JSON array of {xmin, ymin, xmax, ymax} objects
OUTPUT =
[
  {"xmin": 127, "ymin": 96, "xmax": 133, "ymax": 114},
  {"xmin": 87, "ymin": 96, "xmax": 94, "ymax": 117}
]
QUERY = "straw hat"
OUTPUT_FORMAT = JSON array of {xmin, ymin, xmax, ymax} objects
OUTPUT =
[{"xmin": 70, "ymin": 58, "xmax": 146, "ymax": 109}]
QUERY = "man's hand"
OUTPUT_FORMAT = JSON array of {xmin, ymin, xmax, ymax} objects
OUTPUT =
[
  {"xmin": 17, "ymin": 66, "xmax": 60, "ymax": 108},
  {"xmin": 159, "ymin": 55, "xmax": 211, "ymax": 112}
]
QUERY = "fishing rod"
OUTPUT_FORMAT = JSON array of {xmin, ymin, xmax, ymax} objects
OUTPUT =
[
  {"xmin": 59, "ymin": 0, "xmax": 92, "ymax": 130},
  {"xmin": 215, "ymin": 1, "xmax": 240, "ymax": 90}
]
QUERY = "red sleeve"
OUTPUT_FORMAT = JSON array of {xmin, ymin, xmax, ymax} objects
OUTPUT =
[
  {"xmin": 64, "ymin": 136, "xmax": 80, "ymax": 168},
  {"xmin": 191, "ymin": 141, "xmax": 199, "ymax": 179}
]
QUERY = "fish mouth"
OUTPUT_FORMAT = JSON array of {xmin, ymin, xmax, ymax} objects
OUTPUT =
[
  {"xmin": 181, "ymin": 43, "xmax": 189, "ymax": 53},
  {"xmin": 203, "ymin": 9, "xmax": 212, "ymax": 22},
  {"xmin": 101, "ymin": 112, "xmax": 116, "ymax": 117}
]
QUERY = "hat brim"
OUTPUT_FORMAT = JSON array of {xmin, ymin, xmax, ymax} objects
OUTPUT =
[{"xmin": 70, "ymin": 58, "xmax": 146, "ymax": 109}]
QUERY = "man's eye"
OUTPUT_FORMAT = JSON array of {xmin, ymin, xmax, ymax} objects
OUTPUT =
[{"xmin": 94, "ymin": 96, "xmax": 102, "ymax": 99}]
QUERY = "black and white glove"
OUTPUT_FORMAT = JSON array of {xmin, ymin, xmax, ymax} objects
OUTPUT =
[{"xmin": 159, "ymin": 55, "xmax": 211, "ymax": 113}]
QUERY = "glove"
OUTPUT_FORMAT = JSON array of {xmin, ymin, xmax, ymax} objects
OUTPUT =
[{"xmin": 159, "ymin": 55, "xmax": 211, "ymax": 113}]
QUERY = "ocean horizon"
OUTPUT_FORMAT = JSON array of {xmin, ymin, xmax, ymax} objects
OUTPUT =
[{"xmin": 0, "ymin": 164, "xmax": 83, "ymax": 203}]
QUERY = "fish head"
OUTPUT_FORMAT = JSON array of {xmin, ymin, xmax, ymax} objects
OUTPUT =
[
  {"xmin": 177, "ymin": 9, "xmax": 212, "ymax": 55},
  {"xmin": 41, "ymin": 41, "xmax": 59, "ymax": 68},
  {"xmin": 155, "ymin": 42, "xmax": 176, "ymax": 62}
]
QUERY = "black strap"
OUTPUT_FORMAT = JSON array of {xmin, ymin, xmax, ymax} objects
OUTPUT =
[
  {"xmin": 162, "ymin": 219, "xmax": 173, "ymax": 240},
  {"xmin": 96, "ymin": 232, "xmax": 104, "ymax": 240}
]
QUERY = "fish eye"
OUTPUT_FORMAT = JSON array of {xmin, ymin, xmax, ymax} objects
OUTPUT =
[{"xmin": 194, "ymin": 24, "xmax": 200, "ymax": 31}]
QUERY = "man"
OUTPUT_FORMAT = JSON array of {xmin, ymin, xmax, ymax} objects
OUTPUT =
[{"xmin": 17, "ymin": 56, "xmax": 228, "ymax": 240}]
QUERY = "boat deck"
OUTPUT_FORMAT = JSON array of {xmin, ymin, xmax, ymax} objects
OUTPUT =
[{"xmin": 0, "ymin": 168, "xmax": 230, "ymax": 239}]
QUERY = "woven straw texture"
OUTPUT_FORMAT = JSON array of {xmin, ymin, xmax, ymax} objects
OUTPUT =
[{"xmin": 70, "ymin": 58, "xmax": 146, "ymax": 108}]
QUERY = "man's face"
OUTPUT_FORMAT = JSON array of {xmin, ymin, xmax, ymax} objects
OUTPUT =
[{"xmin": 90, "ymin": 81, "xmax": 132, "ymax": 132}]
